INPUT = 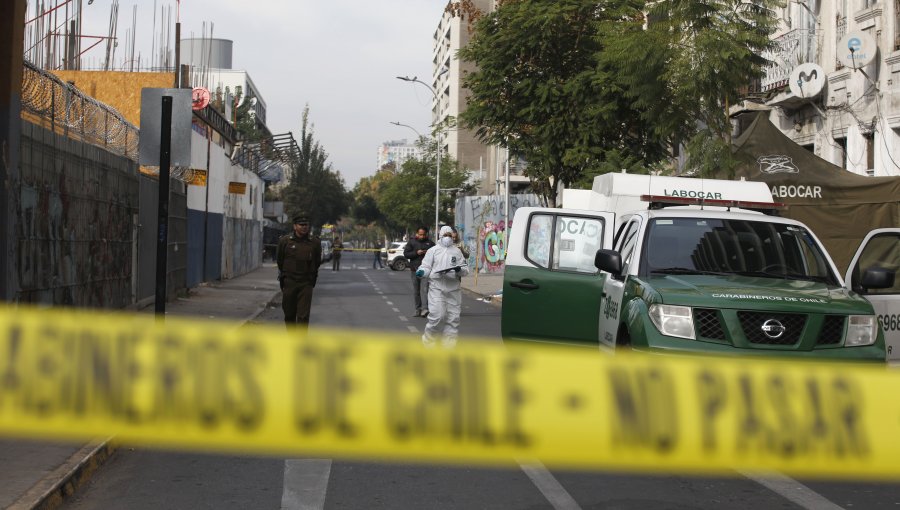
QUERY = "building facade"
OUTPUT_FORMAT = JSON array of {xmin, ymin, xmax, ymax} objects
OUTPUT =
[
  {"xmin": 754, "ymin": 0, "xmax": 900, "ymax": 177},
  {"xmin": 376, "ymin": 139, "xmax": 424, "ymax": 171}
]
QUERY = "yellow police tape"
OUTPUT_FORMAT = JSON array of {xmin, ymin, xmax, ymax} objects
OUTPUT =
[{"xmin": 0, "ymin": 305, "xmax": 896, "ymax": 479}]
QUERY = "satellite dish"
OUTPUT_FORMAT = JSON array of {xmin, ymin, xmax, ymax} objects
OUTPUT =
[
  {"xmin": 789, "ymin": 63, "xmax": 825, "ymax": 98},
  {"xmin": 838, "ymin": 31, "xmax": 877, "ymax": 69},
  {"xmin": 191, "ymin": 87, "xmax": 210, "ymax": 111}
]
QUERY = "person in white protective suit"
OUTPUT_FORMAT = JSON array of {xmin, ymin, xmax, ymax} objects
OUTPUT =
[{"xmin": 415, "ymin": 225, "xmax": 470, "ymax": 347}]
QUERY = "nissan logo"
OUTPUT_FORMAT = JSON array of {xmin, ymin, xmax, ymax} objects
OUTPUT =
[{"xmin": 761, "ymin": 319, "xmax": 786, "ymax": 339}]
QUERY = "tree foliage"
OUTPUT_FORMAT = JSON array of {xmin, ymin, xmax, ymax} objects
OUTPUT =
[
  {"xmin": 607, "ymin": 0, "xmax": 780, "ymax": 176},
  {"xmin": 459, "ymin": 0, "xmax": 781, "ymax": 197},
  {"xmin": 377, "ymin": 140, "xmax": 473, "ymax": 232},
  {"xmin": 282, "ymin": 106, "xmax": 350, "ymax": 231},
  {"xmin": 459, "ymin": 0, "xmax": 665, "ymax": 205}
]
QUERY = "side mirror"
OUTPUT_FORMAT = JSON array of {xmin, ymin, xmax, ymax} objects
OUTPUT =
[
  {"xmin": 594, "ymin": 249, "xmax": 622, "ymax": 275},
  {"xmin": 860, "ymin": 267, "xmax": 896, "ymax": 291}
]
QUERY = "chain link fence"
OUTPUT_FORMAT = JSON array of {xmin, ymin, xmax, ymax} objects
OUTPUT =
[{"xmin": 21, "ymin": 60, "xmax": 139, "ymax": 161}]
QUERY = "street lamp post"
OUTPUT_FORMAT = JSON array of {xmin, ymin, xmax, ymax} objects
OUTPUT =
[{"xmin": 396, "ymin": 74, "xmax": 443, "ymax": 236}]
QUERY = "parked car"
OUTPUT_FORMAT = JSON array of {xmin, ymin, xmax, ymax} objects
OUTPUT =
[{"xmin": 386, "ymin": 241, "xmax": 408, "ymax": 271}]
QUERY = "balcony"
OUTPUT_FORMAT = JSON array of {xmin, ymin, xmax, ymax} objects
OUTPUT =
[{"xmin": 761, "ymin": 28, "xmax": 818, "ymax": 91}]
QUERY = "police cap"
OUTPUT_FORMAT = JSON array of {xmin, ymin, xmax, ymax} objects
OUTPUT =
[{"xmin": 293, "ymin": 213, "xmax": 310, "ymax": 225}]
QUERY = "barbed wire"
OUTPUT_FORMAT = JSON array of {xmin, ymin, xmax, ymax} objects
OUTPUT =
[{"xmin": 21, "ymin": 60, "xmax": 139, "ymax": 162}]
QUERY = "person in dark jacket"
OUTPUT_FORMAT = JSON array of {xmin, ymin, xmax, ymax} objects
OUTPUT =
[
  {"xmin": 404, "ymin": 227, "xmax": 435, "ymax": 317},
  {"xmin": 277, "ymin": 213, "xmax": 322, "ymax": 329}
]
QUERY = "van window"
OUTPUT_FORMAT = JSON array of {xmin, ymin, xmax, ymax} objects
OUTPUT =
[
  {"xmin": 526, "ymin": 214, "xmax": 553, "ymax": 268},
  {"xmin": 525, "ymin": 213, "xmax": 605, "ymax": 273},
  {"xmin": 553, "ymin": 216, "xmax": 605, "ymax": 273}
]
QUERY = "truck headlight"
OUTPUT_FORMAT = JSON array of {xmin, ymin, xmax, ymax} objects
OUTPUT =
[
  {"xmin": 649, "ymin": 304, "xmax": 695, "ymax": 340},
  {"xmin": 845, "ymin": 315, "xmax": 877, "ymax": 347}
]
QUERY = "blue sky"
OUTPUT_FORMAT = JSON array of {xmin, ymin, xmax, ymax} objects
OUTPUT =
[{"xmin": 75, "ymin": 0, "xmax": 450, "ymax": 186}]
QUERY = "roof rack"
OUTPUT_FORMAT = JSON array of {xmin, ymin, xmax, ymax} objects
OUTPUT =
[{"xmin": 639, "ymin": 195, "xmax": 786, "ymax": 215}]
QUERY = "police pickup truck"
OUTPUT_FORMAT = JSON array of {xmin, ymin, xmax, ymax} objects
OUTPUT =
[{"xmin": 502, "ymin": 174, "xmax": 896, "ymax": 362}]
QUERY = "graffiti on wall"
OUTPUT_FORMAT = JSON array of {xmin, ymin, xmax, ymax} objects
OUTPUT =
[{"xmin": 454, "ymin": 194, "xmax": 541, "ymax": 273}]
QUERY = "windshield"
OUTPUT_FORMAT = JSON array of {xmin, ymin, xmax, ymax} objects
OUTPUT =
[{"xmin": 642, "ymin": 218, "xmax": 838, "ymax": 285}]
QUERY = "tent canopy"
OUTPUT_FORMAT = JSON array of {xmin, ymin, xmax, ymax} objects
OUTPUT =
[{"xmin": 709, "ymin": 112, "xmax": 900, "ymax": 272}]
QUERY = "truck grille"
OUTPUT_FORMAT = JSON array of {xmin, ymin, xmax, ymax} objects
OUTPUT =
[
  {"xmin": 816, "ymin": 315, "xmax": 846, "ymax": 346},
  {"xmin": 737, "ymin": 311, "xmax": 806, "ymax": 345},
  {"xmin": 694, "ymin": 308, "xmax": 726, "ymax": 340}
]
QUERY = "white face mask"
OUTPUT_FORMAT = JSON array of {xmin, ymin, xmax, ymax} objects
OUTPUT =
[{"xmin": 440, "ymin": 236, "xmax": 453, "ymax": 247}]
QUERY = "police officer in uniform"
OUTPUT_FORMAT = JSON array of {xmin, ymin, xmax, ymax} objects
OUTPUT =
[{"xmin": 277, "ymin": 213, "xmax": 322, "ymax": 329}]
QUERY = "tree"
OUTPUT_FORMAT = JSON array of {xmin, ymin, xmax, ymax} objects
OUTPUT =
[
  {"xmin": 459, "ymin": 0, "xmax": 666, "ymax": 205},
  {"xmin": 377, "ymin": 139, "xmax": 472, "ymax": 232},
  {"xmin": 282, "ymin": 106, "xmax": 350, "ymax": 231},
  {"xmin": 603, "ymin": 0, "xmax": 780, "ymax": 176}
]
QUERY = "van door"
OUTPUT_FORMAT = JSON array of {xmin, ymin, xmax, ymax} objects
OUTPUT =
[
  {"xmin": 845, "ymin": 228, "xmax": 900, "ymax": 361},
  {"xmin": 502, "ymin": 208, "xmax": 615, "ymax": 345}
]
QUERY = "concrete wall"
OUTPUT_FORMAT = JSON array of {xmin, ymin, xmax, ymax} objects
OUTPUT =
[
  {"xmin": 454, "ymin": 193, "xmax": 541, "ymax": 273},
  {"xmin": 18, "ymin": 120, "xmax": 139, "ymax": 307},
  {"xmin": 186, "ymin": 124, "xmax": 263, "ymax": 284}
]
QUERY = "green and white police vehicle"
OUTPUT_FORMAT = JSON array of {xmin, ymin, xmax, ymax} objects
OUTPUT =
[{"xmin": 502, "ymin": 174, "xmax": 894, "ymax": 362}]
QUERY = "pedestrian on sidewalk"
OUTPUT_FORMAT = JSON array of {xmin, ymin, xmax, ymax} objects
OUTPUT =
[
  {"xmin": 416, "ymin": 225, "xmax": 469, "ymax": 348},
  {"xmin": 332, "ymin": 241, "xmax": 342, "ymax": 271},
  {"xmin": 277, "ymin": 213, "xmax": 322, "ymax": 329},
  {"xmin": 404, "ymin": 227, "xmax": 435, "ymax": 317},
  {"xmin": 373, "ymin": 241, "xmax": 384, "ymax": 269}
]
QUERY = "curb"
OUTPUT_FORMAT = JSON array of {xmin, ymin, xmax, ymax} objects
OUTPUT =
[{"xmin": 8, "ymin": 440, "xmax": 115, "ymax": 510}]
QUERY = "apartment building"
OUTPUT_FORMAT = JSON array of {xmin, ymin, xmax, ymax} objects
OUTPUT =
[
  {"xmin": 433, "ymin": 0, "xmax": 530, "ymax": 195},
  {"xmin": 753, "ymin": 0, "xmax": 900, "ymax": 176},
  {"xmin": 376, "ymin": 139, "xmax": 424, "ymax": 170}
]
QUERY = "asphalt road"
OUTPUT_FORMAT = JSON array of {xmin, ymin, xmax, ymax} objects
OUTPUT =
[{"xmin": 60, "ymin": 252, "xmax": 900, "ymax": 509}]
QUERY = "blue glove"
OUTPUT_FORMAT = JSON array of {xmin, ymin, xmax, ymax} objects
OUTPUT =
[{"xmin": 415, "ymin": 269, "xmax": 425, "ymax": 277}]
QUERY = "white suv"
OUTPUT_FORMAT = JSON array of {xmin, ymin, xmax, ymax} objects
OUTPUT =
[{"xmin": 386, "ymin": 242, "xmax": 408, "ymax": 271}]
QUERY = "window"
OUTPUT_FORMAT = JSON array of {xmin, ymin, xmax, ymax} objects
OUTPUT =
[
  {"xmin": 867, "ymin": 134, "xmax": 875, "ymax": 172},
  {"xmin": 837, "ymin": 137, "xmax": 848, "ymax": 169},
  {"xmin": 640, "ymin": 218, "xmax": 838, "ymax": 285},
  {"xmin": 526, "ymin": 214, "xmax": 553, "ymax": 268},
  {"xmin": 524, "ymin": 213, "xmax": 605, "ymax": 273},
  {"xmin": 616, "ymin": 219, "xmax": 642, "ymax": 277}
]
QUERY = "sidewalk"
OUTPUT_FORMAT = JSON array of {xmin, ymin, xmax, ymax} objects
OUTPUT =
[
  {"xmin": 0, "ymin": 263, "xmax": 282, "ymax": 510},
  {"xmin": 460, "ymin": 271, "xmax": 504, "ymax": 305}
]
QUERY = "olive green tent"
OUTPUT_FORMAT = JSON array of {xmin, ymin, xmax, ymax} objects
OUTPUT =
[{"xmin": 720, "ymin": 112, "xmax": 900, "ymax": 272}]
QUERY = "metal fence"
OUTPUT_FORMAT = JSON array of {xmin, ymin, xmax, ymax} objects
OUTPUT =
[{"xmin": 20, "ymin": 60, "xmax": 139, "ymax": 161}]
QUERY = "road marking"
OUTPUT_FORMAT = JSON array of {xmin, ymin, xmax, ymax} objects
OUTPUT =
[
  {"xmin": 281, "ymin": 459, "xmax": 332, "ymax": 510},
  {"xmin": 392, "ymin": 308, "xmax": 400, "ymax": 313},
  {"xmin": 407, "ymin": 325, "xmax": 419, "ymax": 333},
  {"xmin": 398, "ymin": 316, "xmax": 408, "ymax": 322},
  {"xmin": 740, "ymin": 471, "xmax": 845, "ymax": 510},
  {"xmin": 519, "ymin": 461, "xmax": 582, "ymax": 510},
  {"xmin": 386, "ymin": 301, "xmax": 393, "ymax": 306}
]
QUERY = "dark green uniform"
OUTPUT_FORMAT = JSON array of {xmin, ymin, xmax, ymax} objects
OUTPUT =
[{"xmin": 277, "ymin": 232, "xmax": 322, "ymax": 327}]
